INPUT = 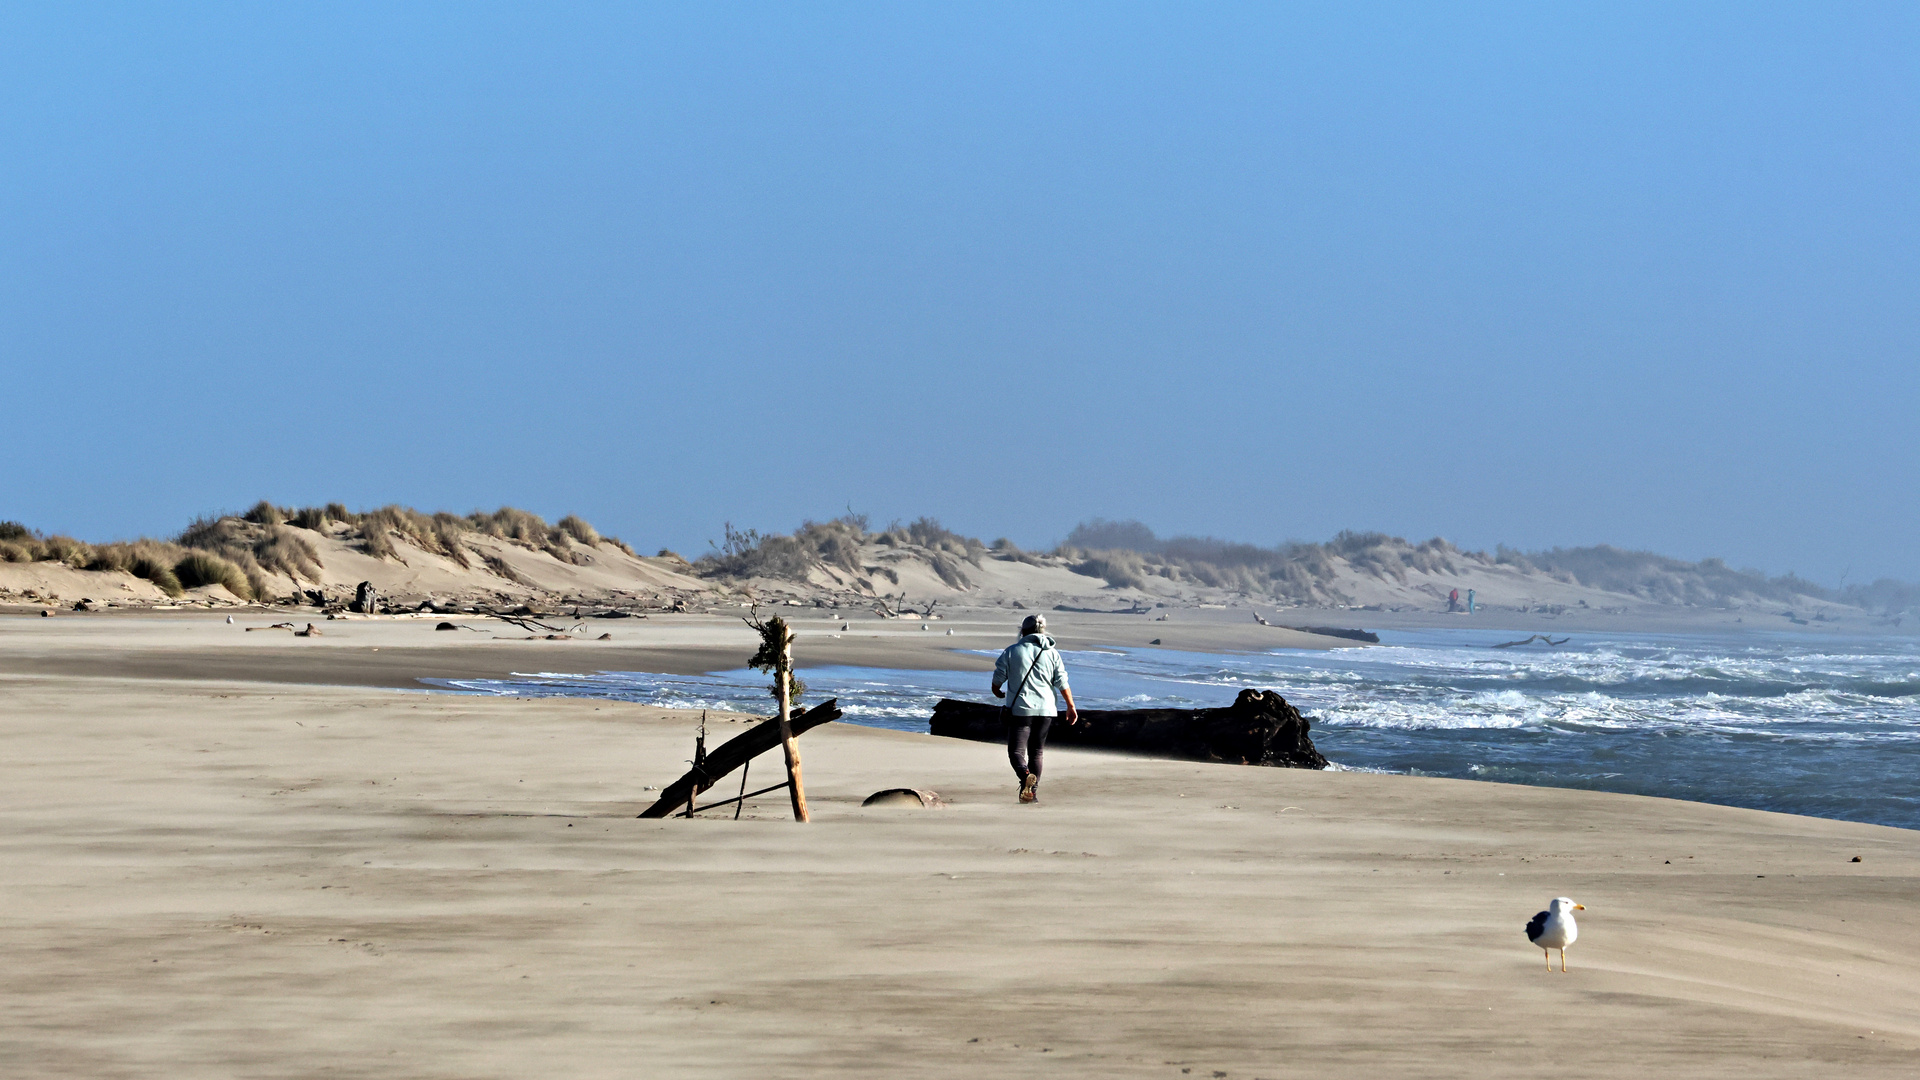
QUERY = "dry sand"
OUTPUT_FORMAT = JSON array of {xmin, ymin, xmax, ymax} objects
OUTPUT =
[
  {"xmin": 0, "ymin": 608, "xmax": 1358, "ymax": 687},
  {"xmin": 2, "ymin": 614, "xmax": 1917, "ymax": 1078}
]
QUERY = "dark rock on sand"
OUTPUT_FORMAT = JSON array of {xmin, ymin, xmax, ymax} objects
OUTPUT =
[
  {"xmin": 861, "ymin": 788, "xmax": 947, "ymax": 808},
  {"xmin": 929, "ymin": 688, "xmax": 1328, "ymax": 769}
]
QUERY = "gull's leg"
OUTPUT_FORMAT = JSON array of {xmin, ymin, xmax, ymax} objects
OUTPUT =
[
  {"xmin": 1544, "ymin": 949, "xmax": 1551, "ymax": 971},
  {"xmin": 1560, "ymin": 948, "xmax": 1568, "ymax": 973}
]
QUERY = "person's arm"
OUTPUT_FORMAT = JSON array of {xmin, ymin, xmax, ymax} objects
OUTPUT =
[
  {"xmin": 1050, "ymin": 654, "xmax": 1078, "ymax": 724},
  {"xmin": 991, "ymin": 649, "xmax": 1008, "ymax": 699}
]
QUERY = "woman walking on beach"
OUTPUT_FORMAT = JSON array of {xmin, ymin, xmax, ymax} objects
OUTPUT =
[{"xmin": 992, "ymin": 614, "xmax": 1079, "ymax": 803}]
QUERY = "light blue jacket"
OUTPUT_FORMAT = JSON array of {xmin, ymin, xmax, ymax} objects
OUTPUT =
[{"xmin": 992, "ymin": 633, "xmax": 1070, "ymax": 717}]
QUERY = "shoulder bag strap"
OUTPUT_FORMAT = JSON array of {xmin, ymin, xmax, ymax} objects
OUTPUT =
[{"xmin": 1004, "ymin": 638, "xmax": 1052, "ymax": 715}]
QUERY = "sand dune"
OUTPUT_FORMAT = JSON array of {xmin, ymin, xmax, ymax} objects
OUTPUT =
[{"xmin": 6, "ymin": 511, "xmax": 1893, "ymax": 641}]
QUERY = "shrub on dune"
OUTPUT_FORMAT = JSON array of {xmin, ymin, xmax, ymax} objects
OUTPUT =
[
  {"xmin": 241, "ymin": 500, "xmax": 286, "ymax": 525},
  {"xmin": 173, "ymin": 551, "xmax": 253, "ymax": 600},
  {"xmin": 288, "ymin": 505, "xmax": 329, "ymax": 530},
  {"xmin": 176, "ymin": 516, "xmax": 316, "ymax": 595},
  {"xmin": 129, "ymin": 549, "xmax": 185, "ymax": 596},
  {"xmin": 39, "ymin": 535, "xmax": 93, "ymax": 568},
  {"xmin": 360, "ymin": 522, "xmax": 397, "ymax": 559},
  {"xmin": 1067, "ymin": 549, "xmax": 1152, "ymax": 591},
  {"xmin": 557, "ymin": 515, "xmax": 600, "ymax": 547},
  {"xmin": 431, "ymin": 513, "xmax": 472, "ymax": 568},
  {"xmin": 252, "ymin": 524, "xmax": 323, "ymax": 580},
  {"xmin": 468, "ymin": 507, "xmax": 549, "ymax": 545},
  {"xmin": 78, "ymin": 541, "xmax": 187, "ymax": 595}
]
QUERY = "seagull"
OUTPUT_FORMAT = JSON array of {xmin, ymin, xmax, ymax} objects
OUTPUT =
[{"xmin": 1526, "ymin": 897, "xmax": 1584, "ymax": 972}]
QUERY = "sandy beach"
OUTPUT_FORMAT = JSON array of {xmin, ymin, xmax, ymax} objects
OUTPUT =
[
  {"xmin": 3, "ymin": 613, "xmax": 1918, "ymax": 1078},
  {"xmin": 0, "ymin": 607, "xmax": 1359, "ymax": 687},
  {"xmin": 9, "ymin": 1, "xmax": 1915, "ymax": 1074}
]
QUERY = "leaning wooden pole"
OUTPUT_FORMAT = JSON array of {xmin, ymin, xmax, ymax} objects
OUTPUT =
[{"xmin": 774, "ymin": 624, "xmax": 810, "ymax": 822}]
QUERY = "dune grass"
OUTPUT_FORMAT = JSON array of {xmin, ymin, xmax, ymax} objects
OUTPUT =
[
  {"xmin": 237, "ymin": 501, "xmax": 636, "ymax": 574},
  {"xmin": 2, "ymin": 502, "xmax": 639, "ymax": 599},
  {"xmin": 172, "ymin": 551, "xmax": 253, "ymax": 599},
  {"xmin": 692, "ymin": 514, "xmax": 1908, "ymax": 614},
  {"xmin": 2, "ymin": 526, "xmax": 199, "ymax": 598},
  {"xmin": 696, "ymin": 514, "xmax": 983, "ymax": 587}
]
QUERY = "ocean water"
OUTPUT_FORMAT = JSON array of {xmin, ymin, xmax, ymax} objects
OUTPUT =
[{"xmin": 433, "ymin": 628, "xmax": 1920, "ymax": 830}]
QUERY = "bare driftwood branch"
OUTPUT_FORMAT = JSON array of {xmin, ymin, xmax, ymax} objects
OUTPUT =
[
  {"xmin": 481, "ymin": 610, "xmax": 585, "ymax": 634},
  {"xmin": 637, "ymin": 699, "xmax": 842, "ymax": 818},
  {"xmin": 1492, "ymin": 634, "xmax": 1571, "ymax": 648}
]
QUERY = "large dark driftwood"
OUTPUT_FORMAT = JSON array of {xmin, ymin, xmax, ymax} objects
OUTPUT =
[
  {"xmin": 929, "ymin": 688, "xmax": 1328, "ymax": 769},
  {"xmin": 637, "ymin": 699, "xmax": 843, "ymax": 818},
  {"xmin": 1286, "ymin": 625, "xmax": 1380, "ymax": 644}
]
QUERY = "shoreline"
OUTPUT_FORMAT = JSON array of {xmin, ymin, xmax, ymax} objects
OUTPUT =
[{"xmin": 7, "ymin": 602, "xmax": 1910, "ymax": 693}]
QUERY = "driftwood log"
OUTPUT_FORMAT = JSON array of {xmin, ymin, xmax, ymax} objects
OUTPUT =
[
  {"xmin": 1286, "ymin": 625, "xmax": 1380, "ymax": 644},
  {"xmin": 929, "ymin": 688, "xmax": 1328, "ymax": 769},
  {"xmin": 638, "ymin": 699, "xmax": 843, "ymax": 818}
]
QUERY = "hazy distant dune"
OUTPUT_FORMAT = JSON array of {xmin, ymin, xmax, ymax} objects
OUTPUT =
[{"xmin": 2, "ymin": 507, "xmax": 1913, "ymax": 626}]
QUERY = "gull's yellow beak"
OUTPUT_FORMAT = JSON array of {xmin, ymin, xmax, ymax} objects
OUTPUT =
[{"xmin": 1574, "ymin": 904, "xmax": 1586, "ymax": 910}]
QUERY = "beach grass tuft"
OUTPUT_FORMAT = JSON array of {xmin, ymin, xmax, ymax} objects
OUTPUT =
[
  {"xmin": 173, "ymin": 551, "xmax": 253, "ymax": 599},
  {"xmin": 557, "ymin": 515, "xmax": 599, "ymax": 547}
]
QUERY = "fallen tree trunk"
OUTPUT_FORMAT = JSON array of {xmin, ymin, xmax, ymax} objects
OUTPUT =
[
  {"xmin": 638, "ymin": 698, "xmax": 843, "ymax": 818},
  {"xmin": 929, "ymin": 688, "xmax": 1328, "ymax": 769},
  {"xmin": 1286, "ymin": 625, "xmax": 1380, "ymax": 644}
]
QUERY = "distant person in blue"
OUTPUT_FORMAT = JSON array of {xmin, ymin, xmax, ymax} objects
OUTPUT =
[
  {"xmin": 1468, "ymin": 589, "xmax": 1476, "ymax": 614},
  {"xmin": 992, "ymin": 614, "xmax": 1080, "ymax": 803}
]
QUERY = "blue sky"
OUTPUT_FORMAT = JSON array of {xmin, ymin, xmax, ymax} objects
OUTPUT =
[{"xmin": 2, "ymin": 3, "xmax": 1914, "ymax": 582}]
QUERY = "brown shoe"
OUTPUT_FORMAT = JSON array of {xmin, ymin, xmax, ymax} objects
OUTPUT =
[{"xmin": 1019, "ymin": 773, "xmax": 1039, "ymax": 803}]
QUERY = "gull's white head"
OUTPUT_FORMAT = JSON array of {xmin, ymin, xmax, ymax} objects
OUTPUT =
[{"xmin": 1550, "ymin": 897, "xmax": 1586, "ymax": 913}]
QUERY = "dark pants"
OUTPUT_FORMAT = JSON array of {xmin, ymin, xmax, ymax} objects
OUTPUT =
[{"xmin": 1005, "ymin": 713, "xmax": 1054, "ymax": 780}]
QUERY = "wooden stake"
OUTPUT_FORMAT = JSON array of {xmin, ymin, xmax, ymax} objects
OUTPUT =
[
  {"xmin": 685, "ymin": 715, "xmax": 708, "ymax": 818},
  {"xmin": 775, "ymin": 625, "xmax": 809, "ymax": 822}
]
